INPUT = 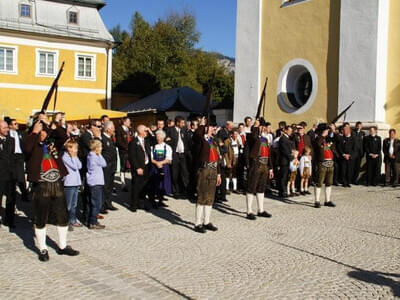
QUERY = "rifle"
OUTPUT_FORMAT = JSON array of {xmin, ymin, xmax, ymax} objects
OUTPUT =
[
  {"xmin": 330, "ymin": 100, "xmax": 355, "ymax": 124},
  {"xmin": 256, "ymin": 77, "xmax": 268, "ymax": 119},
  {"xmin": 203, "ymin": 69, "xmax": 216, "ymax": 123},
  {"xmin": 41, "ymin": 61, "xmax": 65, "ymax": 113}
]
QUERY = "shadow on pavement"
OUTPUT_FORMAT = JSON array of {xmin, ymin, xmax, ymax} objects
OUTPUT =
[{"xmin": 269, "ymin": 239, "xmax": 400, "ymax": 297}]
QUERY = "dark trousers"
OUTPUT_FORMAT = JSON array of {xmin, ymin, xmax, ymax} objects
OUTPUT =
[
  {"xmin": 130, "ymin": 166, "xmax": 149, "ymax": 209},
  {"xmin": 216, "ymin": 167, "xmax": 227, "ymax": 200},
  {"xmin": 340, "ymin": 158, "xmax": 353, "ymax": 185},
  {"xmin": 367, "ymin": 157, "xmax": 381, "ymax": 186},
  {"xmin": 385, "ymin": 159, "xmax": 399, "ymax": 185},
  {"xmin": 279, "ymin": 164, "xmax": 289, "ymax": 195},
  {"xmin": 172, "ymin": 153, "xmax": 189, "ymax": 195},
  {"xmin": 103, "ymin": 167, "xmax": 115, "ymax": 209},
  {"xmin": 88, "ymin": 185, "xmax": 103, "ymax": 225},
  {"xmin": 0, "ymin": 180, "xmax": 14, "ymax": 225},
  {"xmin": 333, "ymin": 158, "xmax": 340, "ymax": 184},
  {"xmin": 352, "ymin": 155, "xmax": 362, "ymax": 184}
]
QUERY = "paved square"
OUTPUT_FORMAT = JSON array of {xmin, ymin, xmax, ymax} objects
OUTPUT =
[{"xmin": 0, "ymin": 185, "xmax": 399, "ymax": 299}]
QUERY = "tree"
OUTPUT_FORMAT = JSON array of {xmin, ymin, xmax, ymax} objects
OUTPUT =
[{"xmin": 111, "ymin": 10, "xmax": 234, "ymax": 105}]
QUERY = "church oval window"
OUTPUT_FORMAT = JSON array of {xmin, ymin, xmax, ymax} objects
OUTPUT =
[{"xmin": 277, "ymin": 59, "xmax": 318, "ymax": 114}]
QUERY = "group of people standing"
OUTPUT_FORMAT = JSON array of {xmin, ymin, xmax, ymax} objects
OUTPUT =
[{"xmin": 0, "ymin": 110, "xmax": 399, "ymax": 261}]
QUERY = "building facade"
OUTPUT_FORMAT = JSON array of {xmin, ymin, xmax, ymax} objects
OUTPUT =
[
  {"xmin": 235, "ymin": 0, "xmax": 400, "ymax": 134},
  {"xmin": 0, "ymin": 0, "xmax": 125, "ymax": 123}
]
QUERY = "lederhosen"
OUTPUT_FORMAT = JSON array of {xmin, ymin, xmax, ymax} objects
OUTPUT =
[
  {"xmin": 197, "ymin": 137, "xmax": 219, "ymax": 206},
  {"xmin": 33, "ymin": 143, "xmax": 68, "ymax": 229},
  {"xmin": 316, "ymin": 141, "xmax": 334, "ymax": 187},
  {"xmin": 247, "ymin": 137, "xmax": 271, "ymax": 194}
]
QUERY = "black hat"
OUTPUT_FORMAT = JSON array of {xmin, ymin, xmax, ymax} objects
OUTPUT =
[{"xmin": 317, "ymin": 123, "xmax": 329, "ymax": 133}]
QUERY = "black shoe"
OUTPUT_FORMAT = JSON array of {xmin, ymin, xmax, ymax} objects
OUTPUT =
[
  {"xmin": 57, "ymin": 245, "xmax": 80, "ymax": 256},
  {"xmin": 246, "ymin": 213, "xmax": 256, "ymax": 220},
  {"xmin": 305, "ymin": 191, "xmax": 312, "ymax": 195},
  {"xmin": 300, "ymin": 191, "xmax": 306, "ymax": 196},
  {"xmin": 100, "ymin": 209, "xmax": 108, "ymax": 214},
  {"xmin": 203, "ymin": 223, "xmax": 218, "ymax": 231},
  {"xmin": 257, "ymin": 211, "xmax": 272, "ymax": 218},
  {"xmin": 194, "ymin": 225, "xmax": 206, "ymax": 233},
  {"xmin": 130, "ymin": 207, "xmax": 137, "ymax": 212},
  {"xmin": 347, "ymin": 184, "xmax": 352, "ymax": 188},
  {"xmin": 106, "ymin": 205, "xmax": 118, "ymax": 211},
  {"xmin": 314, "ymin": 202, "xmax": 321, "ymax": 208},
  {"xmin": 324, "ymin": 201, "xmax": 336, "ymax": 207},
  {"xmin": 158, "ymin": 201, "xmax": 168, "ymax": 207},
  {"xmin": 38, "ymin": 249, "xmax": 49, "ymax": 262},
  {"xmin": 221, "ymin": 198, "xmax": 228, "ymax": 202}
]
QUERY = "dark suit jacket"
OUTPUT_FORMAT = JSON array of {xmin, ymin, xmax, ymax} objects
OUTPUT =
[
  {"xmin": 78, "ymin": 130, "xmax": 100, "ymax": 172},
  {"xmin": 383, "ymin": 138, "xmax": 400, "ymax": 163},
  {"xmin": 279, "ymin": 134, "xmax": 294, "ymax": 166},
  {"xmin": 166, "ymin": 127, "xmax": 190, "ymax": 155},
  {"xmin": 22, "ymin": 133, "xmax": 68, "ymax": 183},
  {"xmin": 50, "ymin": 125, "xmax": 69, "ymax": 152},
  {"xmin": 101, "ymin": 133, "xmax": 118, "ymax": 172},
  {"xmin": 128, "ymin": 136, "xmax": 151, "ymax": 171},
  {"xmin": 364, "ymin": 135, "xmax": 382, "ymax": 158},
  {"xmin": 353, "ymin": 130, "xmax": 365, "ymax": 157},
  {"xmin": 337, "ymin": 135, "xmax": 356, "ymax": 159},
  {"xmin": 0, "ymin": 136, "xmax": 16, "ymax": 181},
  {"xmin": 115, "ymin": 125, "xmax": 133, "ymax": 155}
]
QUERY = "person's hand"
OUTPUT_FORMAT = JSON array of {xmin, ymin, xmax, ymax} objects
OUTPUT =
[
  {"xmin": 32, "ymin": 121, "xmax": 43, "ymax": 134},
  {"xmin": 269, "ymin": 170, "xmax": 274, "ymax": 179},
  {"xmin": 216, "ymin": 174, "xmax": 222, "ymax": 186},
  {"xmin": 254, "ymin": 119, "xmax": 260, "ymax": 128},
  {"xmin": 39, "ymin": 114, "xmax": 49, "ymax": 125},
  {"xmin": 200, "ymin": 117, "xmax": 206, "ymax": 126},
  {"xmin": 92, "ymin": 127, "xmax": 101, "ymax": 138},
  {"xmin": 227, "ymin": 164, "xmax": 232, "ymax": 169},
  {"xmin": 136, "ymin": 168, "xmax": 144, "ymax": 176}
]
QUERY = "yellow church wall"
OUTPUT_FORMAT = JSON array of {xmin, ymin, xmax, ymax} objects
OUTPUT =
[
  {"xmin": 260, "ymin": 0, "xmax": 340, "ymax": 127},
  {"xmin": 386, "ymin": 0, "xmax": 400, "ymax": 133},
  {"xmin": 0, "ymin": 41, "xmax": 107, "ymax": 89},
  {"xmin": 0, "ymin": 88, "xmax": 107, "ymax": 122}
]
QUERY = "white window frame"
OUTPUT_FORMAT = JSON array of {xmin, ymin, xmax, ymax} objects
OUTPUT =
[
  {"xmin": 68, "ymin": 11, "xmax": 79, "ymax": 25},
  {"xmin": 0, "ymin": 45, "xmax": 18, "ymax": 75},
  {"xmin": 75, "ymin": 53, "xmax": 96, "ymax": 81},
  {"xmin": 35, "ymin": 49, "xmax": 59, "ymax": 78},
  {"xmin": 19, "ymin": 3, "xmax": 32, "ymax": 18},
  {"xmin": 281, "ymin": 0, "xmax": 310, "ymax": 8}
]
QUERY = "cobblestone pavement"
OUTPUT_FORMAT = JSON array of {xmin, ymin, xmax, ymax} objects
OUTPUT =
[{"xmin": 0, "ymin": 183, "xmax": 399, "ymax": 299}]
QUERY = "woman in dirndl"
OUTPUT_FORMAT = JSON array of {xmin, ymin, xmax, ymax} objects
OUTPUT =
[{"xmin": 149, "ymin": 130, "xmax": 173, "ymax": 208}]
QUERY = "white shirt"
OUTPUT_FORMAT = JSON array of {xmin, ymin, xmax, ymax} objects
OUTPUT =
[
  {"xmin": 151, "ymin": 142, "xmax": 173, "ymax": 161},
  {"xmin": 389, "ymin": 139, "xmax": 394, "ymax": 156},
  {"xmin": 138, "ymin": 136, "xmax": 149, "ymax": 164},
  {"xmin": 230, "ymin": 139, "xmax": 239, "ymax": 156},
  {"xmin": 9, "ymin": 130, "xmax": 22, "ymax": 154},
  {"xmin": 176, "ymin": 127, "xmax": 185, "ymax": 153},
  {"xmin": 299, "ymin": 155, "xmax": 312, "ymax": 176}
]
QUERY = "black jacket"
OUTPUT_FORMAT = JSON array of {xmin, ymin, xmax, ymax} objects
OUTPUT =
[
  {"xmin": 0, "ymin": 136, "xmax": 16, "ymax": 181},
  {"xmin": 383, "ymin": 138, "xmax": 400, "ymax": 163},
  {"xmin": 166, "ymin": 127, "xmax": 190, "ymax": 155},
  {"xmin": 353, "ymin": 130, "xmax": 365, "ymax": 157},
  {"xmin": 279, "ymin": 134, "xmax": 294, "ymax": 166},
  {"xmin": 337, "ymin": 135, "xmax": 356, "ymax": 159},
  {"xmin": 364, "ymin": 135, "xmax": 382, "ymax": 158},
  {"xmin": 101, "ymin": 133, "xmax": 118, "ymax": 172},
  {"xmin": 128, "ymin": 136, "xmax": 151, "ymax": 171}
]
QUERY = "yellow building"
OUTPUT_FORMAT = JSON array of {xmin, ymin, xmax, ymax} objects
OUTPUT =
[
  {"xmin": 0, "ymin": 0, "xmax": 125, "ymax": 123},
  {"xmin": 235, "ymin": 0, "xmax": 400, "ymax": 134}
]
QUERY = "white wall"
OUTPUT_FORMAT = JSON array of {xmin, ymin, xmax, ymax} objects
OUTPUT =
[
  {"xmin": 233, "ymin": 0, "xmax": 262, "ymax": 123},
  {"xmin": 338, "ymin": 0, "xmax": 389, "ymax": 123}
]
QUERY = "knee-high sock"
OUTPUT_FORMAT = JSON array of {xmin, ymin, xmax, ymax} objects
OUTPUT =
[
  {"xmin": 232, "ymin": 178, "xmax": 237, "ymax": 191},
  {"xmin": 246, "ymin": 193, "xmax": 254, "ymax": 214},
  {"xmin": 325, "ymin": 186, "xmax": 332, "ymax": 203},
  {"xmin": 120, "ymin": 172, "xmax": 125, "ymax": 185},
  {"xmin": 195, "ymin": 205, "xmax": 204, "ymax": 226},
  {"xmin": 204, "ymin": 205, "xmax": 212, "ymax": 225},
  {"xmin": 226, "ymin": 178, "xmax": 230, "ymax": 190},
  {"xmin": 57, "ymin": 226, "xmax": 68, "ymax": 250},
  {"xmin": 35, "ymin": 227, "xmax": 47, "ymax": 251},
  {"xmin": 315, "ymin": 187, "xmax": 321, "ymax": 203},
  {"xmin": 256, "ymin": 193, "xmax": 264, "ymax": 213}
]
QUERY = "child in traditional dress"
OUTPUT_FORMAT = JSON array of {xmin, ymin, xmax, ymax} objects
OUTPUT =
[
  {"xmin": 288, "ymin": 149, "xmax": 299, "ymax": 196},
  {"xmin": 299, "ymin": 146, "xmax": 312, "ymax": 195}
]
